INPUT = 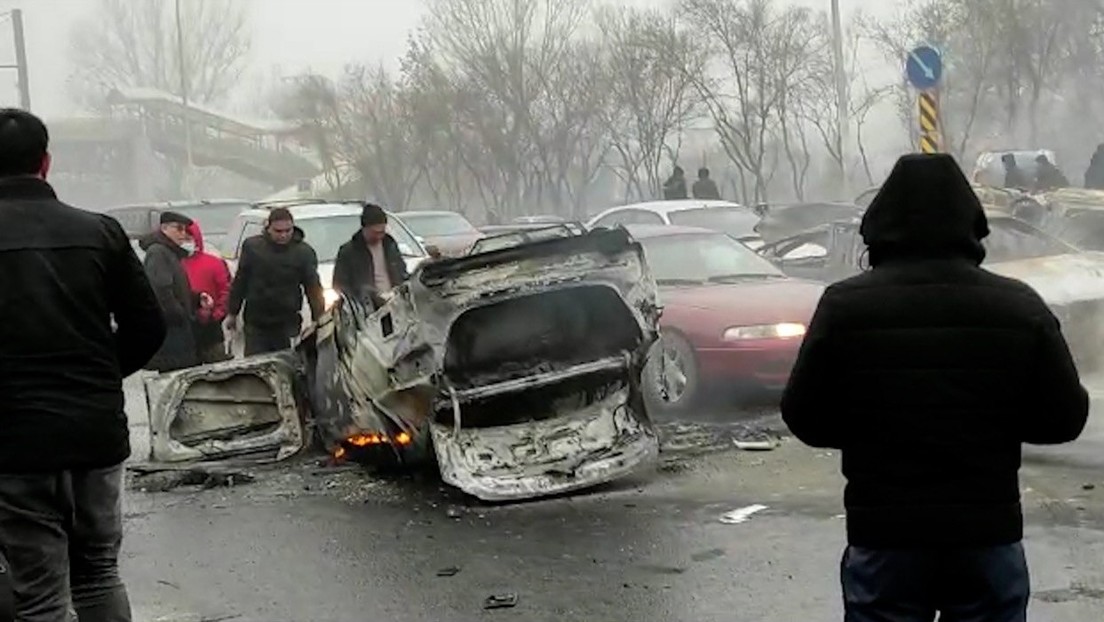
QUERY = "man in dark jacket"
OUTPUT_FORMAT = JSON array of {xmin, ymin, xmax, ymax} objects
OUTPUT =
[
  {"xmin": 141, "ymin": 211, "xmax": 207, "ymax": 372},
  {"xmin": 781, "ymin": 153, "xmax": 1088, "ymax": 622},
  {"xmin": 333, "ymin": 203, "xmax": 410, "ymax": 305},
  {"xmin": 0, "ymin": 109, "xmax": 165, "ymax": 622},
  {"xmin": 1002, "ymin": 153, "xmax": 1029, "ymax": 189},
  {"xmin": 692, "ymin": 167, "xmax": 721, "ymax": 199},
  {"xmin": 1085, "ymin": 144, "xmax": 1104, "ymax": 190},
  {"xmin": 1034, "ymin": 154, "xmax": 1070, "ymax": 192},
  {"xmin": 662, "ymin": 166, "xmax": 688, "ymax": 200},
  {"xmin": 226, "ymin": 207, "xmax": 325, "ymax": 356}
]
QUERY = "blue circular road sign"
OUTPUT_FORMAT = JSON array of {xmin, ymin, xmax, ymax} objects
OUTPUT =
[{"xmin": 906, "ymin": 45, "xmax": 943, "ymax": 90}]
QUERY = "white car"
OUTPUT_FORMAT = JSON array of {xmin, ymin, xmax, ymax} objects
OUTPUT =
[
  {"xmin": 587, "ymin": 200, "xmax": 761, "ymax": 244},
  {"xmin": 223, "ymin": 201, "xmax": 430, "ymax": 330}
]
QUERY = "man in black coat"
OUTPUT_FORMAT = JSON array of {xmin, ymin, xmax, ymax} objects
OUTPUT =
[
  {"xmin": 662, "ymin": 166, "xmax": 688, "ymax": 200},
  {"xmin": 226, "ymin": 207, "xmax": 325, "ymax": 356},
  {"xmin": 1085, "ymin": 144, "xmax": 1104, "ymax": 190},
  {"xmin": 692, "ymin": 167, "xmax": 721, "ymax": 199},
  {"xmin": 782, "ymin": 153, "xmax": 1088, "ymax": 622},
  {"xmin": 141, "ymin": 211, "xmax": 207, "ymax": 372},
  {"xmin": 333, "ymin": 203, "xmax": 410, "ymax": 305},
  {"xmin": 0, "ymin": 109, "xmax": 165, "ymax": 621}
]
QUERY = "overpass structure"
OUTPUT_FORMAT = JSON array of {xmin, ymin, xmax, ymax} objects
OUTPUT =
[{"xmin": 48, "ymin": 87, "xmax": 320, "ymax": 209}]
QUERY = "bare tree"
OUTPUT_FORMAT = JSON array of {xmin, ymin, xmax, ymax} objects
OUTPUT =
[
  {"xmin": 69, "ymin": 0, "xmax": 251, "ymax": 107},
  {"xmin": 528, "ymin": 40, "xmax": 614, "ymax": 218},
  {"xmin": 403, "ymin": 0, "xmax": 589, "ymax": 220},
  {"xmin": 682, "ymin": 0, "xmax": 826, "ymax": 203},
  {"xmin": 598, "ymin": 6, "xmax": 704, "ymax": 201},
  {"xmin": 272, "ymin": 74, "xmax": 355, "ymax": 197}
]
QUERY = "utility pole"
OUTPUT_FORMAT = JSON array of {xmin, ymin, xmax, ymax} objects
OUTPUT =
[
  {"xmin": 175, "ymin": 0, "xmax": 195, "ymax": 196},
  {"xmin": 0, "ymin": 9, "xmax": 32, "ymax": 110},
  {"xmin": 830, "ymin": 0, "xmax": 850, "ymax": 199},
  {"xmin": 11, "ymin": 9, "xmax": 28, "ymax": 110}
]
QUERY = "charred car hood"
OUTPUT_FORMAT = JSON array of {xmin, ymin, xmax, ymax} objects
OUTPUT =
[
  {"xmin": 987, "ymin": 252, "xmax": 1104, "ymax": 306},
  {"xmin": 145, "ymin": 353, "xmax": 306, "ymax": 463},
  {"xmin": 660, "ymin": 279, "xmax": 825, "ymax": 324}
]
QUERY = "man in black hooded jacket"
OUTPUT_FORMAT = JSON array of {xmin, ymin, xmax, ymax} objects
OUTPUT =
[{"xmin": 782, "ymin": 153, "xmax": 1088, "ymax": 622}]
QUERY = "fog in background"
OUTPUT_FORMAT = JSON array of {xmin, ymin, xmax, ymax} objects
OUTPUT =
[
  {"xmin": 4, "ymin": 0, "xmax": 1090, "ymax": 215},
  {"xmin": 0, "ymin": 0, "xmax": 895, "ymax": 117}
]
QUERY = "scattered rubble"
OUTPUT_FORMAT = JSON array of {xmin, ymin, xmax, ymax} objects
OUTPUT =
[
  {"xmin": 482, "ymin": 593, "xmax": 519, "ymax": 610},
  {"xmin": 128, "ymin": 464, "xmax": 256, "ymax": 493},
  {"xmin": 719, "ymin": 504, "xmax": 769, "ymax": 524}
]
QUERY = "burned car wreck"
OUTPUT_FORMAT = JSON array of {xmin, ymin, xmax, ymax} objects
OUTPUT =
[{"xmin": 143, "ymin": 227, "xmax": 662, "ymax": 502}]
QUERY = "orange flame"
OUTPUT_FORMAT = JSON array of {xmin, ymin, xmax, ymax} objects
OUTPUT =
[{"xmin": 340, "ymin": 431, "xmax": 414, "ymax": 451}]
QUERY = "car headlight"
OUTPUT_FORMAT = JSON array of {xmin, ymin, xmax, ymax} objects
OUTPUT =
[
  {"xmin": 323, "ymin": 288, "xmax": 340, "ymax": 309},
  {"xmin": 723, "ymin": 323, "xmax": 806, "ymax": 341}
]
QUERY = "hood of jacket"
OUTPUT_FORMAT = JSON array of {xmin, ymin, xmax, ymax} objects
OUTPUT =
[
  {"xmin": 138, "ymin": 230, "xmax": 189, "ymax": 258},
  {"xmin": 263, "ymin": 225, "xmax": 306, "ymax": 250},
  {"xmin": 348, "ymin": 229, "xmax": 399, "ymax": 251},
  {"xmin": 860, "ymin": 153, "xmax": 989, "ymax": 267},
  {"xmin": 185, "ymin": 220, "xmax": 206, "ymax": 252}
]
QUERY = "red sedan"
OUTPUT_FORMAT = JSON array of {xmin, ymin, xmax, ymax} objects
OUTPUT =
[{"xmin": 625, "ymin": 225, "xmax": 825, "ymax": 412}]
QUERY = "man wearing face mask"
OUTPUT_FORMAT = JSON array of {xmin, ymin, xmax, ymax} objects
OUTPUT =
[{"xmin": 140, "ymin": 211, "xmax": 209, "ymax": 371}]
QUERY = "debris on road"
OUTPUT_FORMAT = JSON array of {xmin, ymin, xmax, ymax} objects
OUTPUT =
[
  {"xmin": 1083, "ymin": 483, "xmax": 1096, "ymax": 491},
  {"xmin": 436, "ymin": 566, "xmax": 461, "ymax": 577},
  {"xmin": 734, "ymin": 439, "xmax": 778, "ymax": 451},
  {"xmin": 446, "ymin": 506, "xmax": 463, "ymax": 519},
  {"xmin": 733, "ymin": 425, "xmax": 780, "ymax": 451},
  {"xmin": 719, "ymin": 504, "xmax": 769, "ymax": 524},
  {"xmin": 483, "ymin": 593, "xmax": 519, "ymax": 610},
  {"xmin": 128, "ymin": 463, "xmax": 256, "ymax": 493}
]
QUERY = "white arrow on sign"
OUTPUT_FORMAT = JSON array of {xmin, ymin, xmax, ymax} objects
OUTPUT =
[{"xmin": 910, "ymin": 50, "xmax": 935, "ymax": 80}]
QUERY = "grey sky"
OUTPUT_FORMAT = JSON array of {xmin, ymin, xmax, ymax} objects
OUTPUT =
[{"xmin": 0, "ymin": 0, "xmax": 895, "ymax": 119}]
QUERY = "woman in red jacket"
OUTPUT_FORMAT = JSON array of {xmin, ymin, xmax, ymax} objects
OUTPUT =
[{"xmin": 182, "ymin": 220, "xmax": 232, "ymax": 363}]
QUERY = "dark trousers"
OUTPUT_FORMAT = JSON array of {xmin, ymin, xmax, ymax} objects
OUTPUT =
[
  {"xmin": 244, "ymin": 326, "xmax": 293, "ymax": 357},
  {"xmin": 0, "ymin": 464, "xmax": 131, "ymax": 622},
  {"xmin": 195, "ymin": 321, "xmax": 230, "ymax": 365},
  {"xmin": 842, "ymin": 544, "xmax": 1029, "ymax": 622}
]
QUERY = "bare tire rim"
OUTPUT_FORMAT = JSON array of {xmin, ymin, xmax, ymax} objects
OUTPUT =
[{"xmin": 655, "ymin": 339, "xmax": 689, "ymax": 404}]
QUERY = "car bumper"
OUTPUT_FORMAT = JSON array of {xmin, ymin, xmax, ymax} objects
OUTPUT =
[{"xmin": 695, "ymin": 339, "xmax": 803, "ymax": 389}]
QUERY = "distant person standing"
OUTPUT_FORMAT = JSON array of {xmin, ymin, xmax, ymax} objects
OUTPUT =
[
  {"xmin": 0, "ymin": 109, "xmax": 165, "ymax": 621},
  {"xmin": 1084, "ymin": 144, "xmax": 1104, "ymax": 190},
  {"xmin": 333, "ymin": 203, "xmax": 410, "ymax": 306},
  {"xmin": 692, "ymin": 167, "xmax": 721, "ymax": 199},
  {"xmin": 141, "ymin": 211, "xmax": 207, "ymax": 372},
  {"xmin": 182, "ymin": 220, "xmax": 232, "ymax": 363},
  {"xmin": 1002, "ymin": 153, "xmax": 1029, "ymax": 190},
  {"xmin": 226, "ymin": 208, "xmax": 325, "ymax": 356},
  {"xmin": 662, "ymin": 166, "xmax": 688, "ymax": 200},
  {"xmin": 1034, "ymin": 154, "xmax": 1069, "ymax": 192},
  {"xmin": 782, "ymin": 154, "xmax": 1088, "ymax": 622}
]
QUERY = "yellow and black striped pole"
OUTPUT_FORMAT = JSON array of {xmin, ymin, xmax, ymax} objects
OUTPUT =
[{"xmin": 918, "ymin": 91, "xmax": 941, "ymax": 154}]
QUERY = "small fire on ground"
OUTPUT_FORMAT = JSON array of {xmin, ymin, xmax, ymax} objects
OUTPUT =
[{"xmin": 332, "ymin": 431, "xmax": 413, "ymax": 462}]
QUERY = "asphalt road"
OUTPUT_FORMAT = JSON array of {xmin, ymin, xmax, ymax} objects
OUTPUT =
[{"xmin": 119, "ymin": 377, "xmax": 1104, "ymax": 622}]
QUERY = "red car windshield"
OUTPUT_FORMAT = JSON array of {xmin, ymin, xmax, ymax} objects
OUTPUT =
[{"xmin": 640, "ymin": 233, "xmax": 785, "ymax": 284}]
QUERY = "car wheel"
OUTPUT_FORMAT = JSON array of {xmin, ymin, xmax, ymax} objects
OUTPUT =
[{"xmin": 644, "ymin": 332, "xmax": 701, "ymax": 416}]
